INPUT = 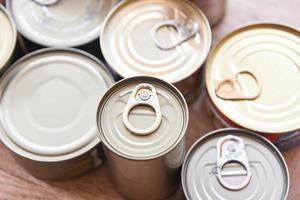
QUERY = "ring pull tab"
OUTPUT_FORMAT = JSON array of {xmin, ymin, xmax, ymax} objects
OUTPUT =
[
  {"xmin": 32, "ymin": 0, "xmax": 59, "ymax": 6},
  {"xmin": 151, "ymin": 18, "xmax": 199, "ymax": 50},
  {"xmin": 122, "ymin": 84, "xmax": 162, "ymax": 136},
  {"xmin": 216, "ymin": 135, "xmax": 252, "ymax": 191},
  {"xmin": 215, "ymin": 70, "xmax": 262, "ymax": 101}
]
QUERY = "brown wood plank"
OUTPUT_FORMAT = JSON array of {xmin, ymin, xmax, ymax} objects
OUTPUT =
[{"xmin": 0, "ymin": 0, "xmax": 299, "ymax": 199}]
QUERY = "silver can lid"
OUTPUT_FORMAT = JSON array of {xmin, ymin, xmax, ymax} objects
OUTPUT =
[
  {"xmin": 182, "ymin": 128, "xmax": 289, "ymax": 200},
  {"xmin": 6, "ymin": 0, "xmax": 118, "ymax": 47},
  {"xmin": 0, "ymin": 48, "xmax": 114, "ymax": 161},
  {"xmin": 101, "ymin": 0, "xmax": 211, "ymax": 83},
  {"xmin": 97, "ymin": 76, "xmax": 188, "ymax": 160}
]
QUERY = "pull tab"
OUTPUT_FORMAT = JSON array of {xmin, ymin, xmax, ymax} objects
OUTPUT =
[
  {"xmin": 122, "ymin": 84, "xmax": 162, "ymax": 136},
  {"xmin": 32, "ymin": 0, "xmax": 59, "ymax": 6},
  {"xmin": 151, "ymin": 18, "xmax": 199, "ymax": 50},
  {"xmin": 216, "ymin": 135, "xmax": 252, "ymax": 190},
  {"xmin": 215, "ymin": 70, "xmax": 262, "ymax": 101}
]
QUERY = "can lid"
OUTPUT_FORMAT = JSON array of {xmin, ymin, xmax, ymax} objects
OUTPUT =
[
  {"xmin": 182, "ymin": 128, "xmax": 289, "ymax": 200},
  {"xmin": 0, "ymin": 4, "xmax": 17, "ymax": 69},
  {"xmin": 0, "ymin": 48, "xmax": 114, "ymax": 161},
  {"xmin": 205, "ymin": 23, "xmax": 300, "ymax": 133},
  {"xmin": 97, "ymin": 76, "xmax": 188, "ymax": 160},
  {"xmin": 6, "ymin": 0, "xmax": 118, "ymax": 47},
  {"xmin": 101, "ymin": 0, "xmax": 211, "ymax": 83}
]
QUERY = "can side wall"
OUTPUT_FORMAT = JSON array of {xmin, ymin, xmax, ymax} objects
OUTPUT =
[
  {"xmin": 103, "ymin": 139, "xmax": 186, "ymax": 200},
  {"xmin": 11, "ymin": 144, "xmax": 104, "ymax": 180}
]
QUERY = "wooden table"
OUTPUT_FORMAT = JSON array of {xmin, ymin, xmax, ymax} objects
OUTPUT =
[{"xmin": 0, "ymin": 0, "xmax": 299, "ymax": 199}]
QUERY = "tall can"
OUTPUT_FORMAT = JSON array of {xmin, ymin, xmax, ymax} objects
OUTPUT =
[
  {"xmin": 97, "ymin": 76, "xmax": 188, "ymax": 200},
  {"xmin": 205, "ymin": 23, "xmax": 300, "ymax": 150},
  {"xmin": 0, "ymin": 48, "xmax": 115, "ymax": 180},
  {"xmin": 189, "ymin": 0, "xmax": 226, "ymax": 26},
  {"xmin": 0, "ymin": 4, "xmax": 17, "ymax": 73},
  {"xmin": 182, "ymin": 128, "xmax": 290, "ymax": 200},
  {"xmin": 100, "ymin": 0, "xmax": 212, "ymax": 103},
  {"xmin": 6, "ymin": 0, "xmax": 119, "ymax": 58}
]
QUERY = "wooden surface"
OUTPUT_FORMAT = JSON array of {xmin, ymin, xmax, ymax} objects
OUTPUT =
[{"xmin": 0, "ymin": 0, "xmax": 299, "ymax": 199}]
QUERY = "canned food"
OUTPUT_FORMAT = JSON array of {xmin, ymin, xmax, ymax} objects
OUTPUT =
[
  {"xmin": 0, "ymin": 48, "xmax": 115, "ymax": 180},
  {"xmin": 182, "ymin": 128, "xmax": 290, "ymax": 200},
  {"xmin": 6, "ymin": 0, "xmax": 118, "ymax": 56},
  {"xmin": 205, "ymin": 23, "xmax": 300, "ymax": 149},
  {"xmin": 100, "ymin": 0, "xmax": 212, "ymax": 103},
  {"xmin": 189, "ymin": 0, "xmax": 226, "ymax": 26},
  {"xmin": 0, "ymin": 4, "xmax": 17, "ymax": 73},
  {"xmin": 97, "ymin": 76, "xmax": 188, "ymax": 200}
]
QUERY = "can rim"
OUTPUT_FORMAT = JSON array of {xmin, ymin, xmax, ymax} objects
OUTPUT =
[
  {"xmin": 205, "ymin": 22, "xmax": 300, "ymax": 134},
  {"xmin": 181, "ymin": 128, "xmax": 290, "ymax": 200},
  {"xmin": 96, "ymin": 76, "xmax": 189, "ymax": 161},
  {"xmin": 0, "ymin": 47, "xmax": 115, "ymax": 162},
  {"xmin": 100, "ymin": 0, "xmax": 212, "ymax": 84},
  {"xmin": 0, "ymin": 3, "xmax": 17, "ymax": 68}
]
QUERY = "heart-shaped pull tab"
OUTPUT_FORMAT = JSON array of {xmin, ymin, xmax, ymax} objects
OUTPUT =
[{"xmin": 215, "ymin": 70, "xmax": 262, "ymax": 101}]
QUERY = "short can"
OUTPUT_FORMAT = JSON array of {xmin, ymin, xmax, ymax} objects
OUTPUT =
[
  {"xmin": 100, "ymin": 0, "xmax": 212, "ymax": 103},
  {"xmin": 0, "ymin": 4, "xmax": 17, "ymax": 73},
  {"xmin": 189, "ymin": 0, "xmax": 226, "ymax": 26},
  {"xmin": 0, "ymin": 48, "xmax": 115, "ymax": 180},
  {"xmin": 97, "ymin": 76, "xmax": 189, "ymax": 200},
  {"xmin": 6, "ymin": 0, "xmax": 119, "ymax": 58},
  {"xmin": 205, "ymin": 23, "xmax": 300, "ymax": 150},
  {"xmin": 182, "ymin": 128, "xmax": 290, "ymax": 200}
]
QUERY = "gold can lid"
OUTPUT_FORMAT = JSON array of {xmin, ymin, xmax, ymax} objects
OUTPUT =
[
  {"xmin": 0, "ymin": 4, "xmax": 16, "ymax": 69},
  {"xmin": 101, "ymin": 0, "xmax": 211, "ymax": 83},
  {"xmin": 205, "ymin": 23, "xmax": 300, "ymax": 134}
]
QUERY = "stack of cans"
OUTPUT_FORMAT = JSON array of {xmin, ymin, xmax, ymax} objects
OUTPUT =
[{"xmin": 0, "ymin": 0, "xmax": 299, "ymax": 200}]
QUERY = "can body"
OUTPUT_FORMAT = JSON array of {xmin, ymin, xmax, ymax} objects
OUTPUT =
[
  {"xmin": 104, "ymin": 140, "xmax": 185, "ymax": 200},
  {"xmin": 0, "ymin": 48, "xmax": 114, "ymax": 180},
  {"xmin": 189, "ymin": 0, "xmax": 226, "ymax": 26}
]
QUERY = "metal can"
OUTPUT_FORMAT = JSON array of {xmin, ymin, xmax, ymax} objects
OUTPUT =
[
  {"xmin": 6, "ymin": 0, "xmax": 119, "ymax": 57},
  {"xmin": 182, "ymin": 128, "xmax": 290, "ymax": 200},
  {"xmin": 205, "ymin": 23, "xmax": 300, "ymax": 150},
  {"xmin": 0, "ymin": 4, "xmax": 17, "ymax": 73},
  {"xmin": 100, "ymin": 0, "xmax": 212, "ymax": 103},
  {"xmin": 97, "ymin": 76, "xmax": 188, "ymax": 200},
  {"xmin": 189, "ymin": 0, "xmax": 226, "ymax": 26},
  {"xmin": 0, "ymin": 48, "xmax": 115, "ymax": 180}
]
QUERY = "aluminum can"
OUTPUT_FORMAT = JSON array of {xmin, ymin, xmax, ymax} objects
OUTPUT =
[
  {"xmin": 0, "ymin": 4, "xmax": 17, "ymax": 73},
  {"xmin": 100, "ymin": 0, "xmax": 212, "ymax": 103},
  {"xmin": 6, "ymin": 0, "xmax": 119, "ymax": 57},
  {"xmin": 205, "ymin": 23, "xmax": 300, "ymax": 150},
  {"xmin": 182, "ymin": 128, "xmax": 290, "ymax": 200},
  {"xmin": 0, "ymin": 48, "xmax": 115, "ymax": 180},
  {"xmin": 189, "ymin": 0, "xmax": 226, "ymax": 26},
  {"xmin": 97, "ymin": 76, "xmax": 188, "ymax": 200}
]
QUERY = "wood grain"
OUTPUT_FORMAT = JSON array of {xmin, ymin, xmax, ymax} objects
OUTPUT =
[{"xmin": 0, "ymin": 0, "xmax": 299, "ymax": 199}]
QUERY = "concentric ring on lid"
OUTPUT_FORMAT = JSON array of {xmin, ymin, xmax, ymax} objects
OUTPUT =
[
  {"xmin": 101, "ymin": 0, "xmax": 211, "ymax": 83},
  {"xmin": 205, "ymin": 23, "xmax": 300, "ymax": 134},
  {"xmin": 182, "ymin": 128, "xmax": 289, "ymax": 200},
  {"xmin": 0, "ymin": 48, "xmax": 114, "ymax": 161},
  {"xmin": 97, "ymin": 76, "xmax": 188, "ymax": 160},
  {"xmin": 6, "ymin": 0, "xmax": 118, "ymax": 47},
  {"xmin": 0, "ymin": 4, "xmax": 17, "ymax": 69}
]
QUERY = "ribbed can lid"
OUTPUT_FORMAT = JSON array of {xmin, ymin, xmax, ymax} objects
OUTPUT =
[
  {"xmin": 182, "ymin": 128, "xmax": 289, "ymax": 200},
  {"xmin": 97, "ymin": 76, "xmax": 189, "ymax": 160}
]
